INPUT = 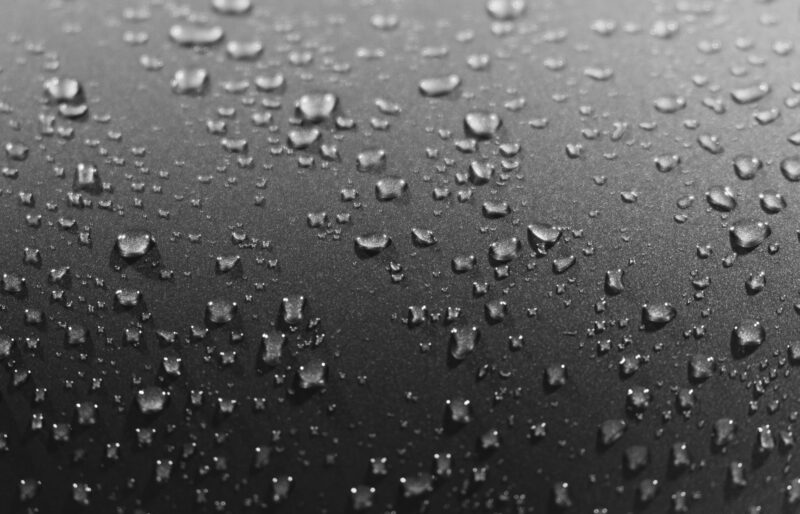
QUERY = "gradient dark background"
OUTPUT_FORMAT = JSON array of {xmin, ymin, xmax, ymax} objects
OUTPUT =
[{"xmin": 0, "ymin": 0, "xmax": 798, "ymax": 512}]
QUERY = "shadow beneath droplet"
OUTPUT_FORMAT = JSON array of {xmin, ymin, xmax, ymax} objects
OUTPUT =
[
  {"xmin": 275, "ymin": 311, "xmax": 304, "ymax": 334},
  {"xmin": 542, "ymin": 379, "xmax": 564, "ymax": 395},
  {"xmin": 751, "ymin": 442, "xmax": 770, "ymax": 469},
  {"xmin": 723, "ymin": 479, "xmax": 744, "ymax": 501},
  {"xmin": 215, "ymin": 262, "xmax": 243, "ymax": 279},
  {"xmin": 730, "ymin": 241, "xmax": 758, "ymax": 256},
  {"xmin": 353, "ymin": 242, "xmax": 393, "ymax": 261},
  {"xmin": 286, "ymin": 380, "xmax": 319, "ymax": 406},
  {"xmin": 395, "ymin": 488, "xmax": 432, "ymax": 513},
  {"xmin": 1, "ymin": 287, "xmax": 28, "ymax": 301},
  {"xmin": 641, "ymin": 319, "xmax": 669, "ymax": 333},
  {"xmin": 729, "ymin": 333, "xmax": 757, "ymax": 360},
  {"xmin": 441, "ymin": 410, "xmax": 466, "ymax": 435},
  {"xmin": 445, "ymin": 351, "xmax": 465, "ymax": 369},
  {"xmin": 113, "ymin": 299, "xmax": 147, "ymax": 315},
  {"xmin": 204, "ymin": 313, "xmax": 242, "ymax": 332},
  {"xmin": 108, "ymin": 246, "xmax": 163, "ymax": 280}
]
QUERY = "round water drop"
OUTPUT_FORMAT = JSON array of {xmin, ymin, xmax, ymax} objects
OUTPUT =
[
  {"xmin": 597, "ymin": 419, "xmax": 627, "ymax": 447},
  {"xmin": 354, "ymin": 233, "xmax": 391, "ymax": 255},
  {"xmin": 605, "ymin": 269, "xmax": 624, "ymax": 294},
  {"xmin": 357, "ymin": 149, "xmax": 386, "ymax": 172},
  {"xmin": 552, "ymin": 255, "xmax": 576, "ymax": 273},
  {"xmin": 705, "ymin": 185, "xmax": 736, "ymax": 211},
  {"xmin": 375, "ymin": 177, "xmax": 407, "ymax": 201},
  {"xmin": 446, "ymin": 398, "xmax": 472, "ymax": 424},
  {"xmin": 114, "ymin": 289, "xmax": 142, "ymax": 308},
  {"xmin": 733, "ymin": 154, "xmax": 761, "ymax": 180},
  {"xmin": 43, "ymin": 77, "xmax": 82, "ymax": 103},
  {"xmin": 732, "ymin": 319, "xmax": 765, "ymax": 356},
  {"xmin": 297, "ymin": 359, "xmax": 327, "ymax": 389},
  {"xmin": 287, "ymin": 128, "xmax": 320, "ymax": 149},
  {"xmin": 418, "ymin": 75, "xmax": 461, "ymax": 97},
  {"xmin": 115, "ymin": 231, "xmax": 155, "ymax": 259},
  {"xmin": 137, "ymin": 386, "xmax": 168, "ymax": 414},
  {"xmin": 654, "ymin": 154, "xmax": 681, "ymax": 173},
  {"xmin": 488, "ymin": 237, "xmax": 521, "ymax": 263},
  {"xmin": 653, "ymin": 95, "xmax": 686, "ymax": 113},
  {"xmin": 169, "ymin": 25, "xmax": 224, "ymax": 46},
  {"xmin": 729, "ymin": 219, "xmax": 770, "ymax": 250},
  {"xmin": 698, "ymin": 134, "xmax": 723, "ymax": 155},
  {"xmin": 642, "ymin": 302, "xmax": 676, "ymax": 325},
  {"xmin": 254, "ymin": 73, "xmax": 285, "ymax": 92},
  {"xmin": 482, "ymin": 201, "xmax": 511, "ymax": 218},
  {"xmin": 297, "ymin": 93, "xmax": 338, "ymax": 123},
  {"xmin": 74, "ymin": 163, "xmax": 101, "ymax": 193},
  {"xmin": 281, "ymin": 295, "xmax": 305, "ymax": 325},
  {"xmin": 211, "ymin": 0, "xmax": 252, "ymax": 15},
  {"xmin": 468, "ymin": 160, "xmax": 495, "ymax": 185},
  {"xmin": 486, "ymin": 0, "xmax": 526, "ymax": 20},
  {"xmin": 745, "ymin": 271, "xmax": 766, "ymax": 294},
  {"xmin": 411, "ymin": 228, "xmax": 436, "ymax": 247},
  {"xmin": 731, "ymin": 82, "xmax": 770, "ymax": 104},
  {"xmin": 759, "ymin": 190, "xmax": 785, "ymax": 214},
  {"xmin": 206, "ymin": 299, "xmax": 238, "ymax": 324},
  {"xmin": 171, "ymin": 68, "xmax": 209, "ymax": 95},
  {"xmin": 527, "ymin": 222, "xmax": 561, "ymax": 247},
  {"xmin": 226, "ymin": 40, "xmax": 263, "ymax": 60},
  {"xmin": 4, "ymin": 142, "xmax": 29, "ymax": 161},
  {"xmin": 400, "ymin": 473, "xmax": 433, "ymax": 498},
  {"xmin": 450, "ymin": 326, "xmax": 479, "ymax": 360},
  {"xmin": 464, "ymin": 111, "xmax": 502, "ymax": 139},
  {"xmin": 781, "ymin": 156, "xmax": 800, "ymax": 181},
  {"xmin": 552, "ymin": 483, "xmax": 572, "ymax": 509}
]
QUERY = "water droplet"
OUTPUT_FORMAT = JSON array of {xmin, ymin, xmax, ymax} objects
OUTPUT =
[
  {"xmin": 605, "ymin": 269, "xmax": 624, "ymax": 294},
  {"xmin": 211, "ymin": 0, "xmax": 252, "ymax": 15},
  {"xmin": 781, "ymin": 156, "xmax": 800, "ymax": 181},
  {"xmin": 418, "ymin": 75, "xmax": 461, "ymax": 97},
  {"xmin": 206, "ymin": 299, "xmax": 238, "ymax": 324},
  {"xmin": 488, "ymin": 237, "xmax": 521, "ymax": 263},
  {"xmin": 598, "ymin": 419, "xmax": 627, "ymax": 447},
  {"xmin": 354, "ymin": 233, "xmax": 391, "ymax": 255},
  {"xmin": 169, "ymin": 25, "xmax": 224, "ymax": 46},
  {"xmin": 527, "ymin": 222, "xmax": 562, "ymax": 247},
  {"xmin": 653, "ymin": 95, "xmax": 686, "ymax": 113},
  {"xmin": 485, "ymin": 0, "xmax": 526, "ymax": 20},
  {"xmin": 705, "ymin": 185, "xmax": 736, "ymax": 211},
  {"xmin": 43, "ymin": 77, "xmax": 83, "ymax": 103},
  {"xmin": 450, "ymin": 326, "xmax": 478, "ymax": 360},
  {"xmin": 137, "ymin": 386, "xmax": 168, "ymax": 414},
  {"xmin": 732, "ymin": 319, "xmax": 765, "ymax": 356},
  {"xmin": 731, "ymin": 82, "xmax": 770, "ymax": 104},
  {"xmin": 297, "ymin": 93, "xmax": 338, "ymax": 123},
  {"xmin": 642, "ymin": 302, "xmax": 676, "ymax": 326},
  {"xmin": 73, "ymin": 163, "xmax": 101, "ymax": 194},
  {"xmin": 733, "ymin": 154, "xmax": 762, "ymax": 180},
  {"xmin": 464, "ymin": 111, "xmax": 502, "ymax": 139},
  {"xmin": 375, "ymin": 177, "xmax": 407, "ymax": 201},
  {"xmin": 115, "ymin": 231, "xmax": 155, "ymax": 259},
  {"xmin": 171, "ymin": 68, "xmax": 209, "ymax": 95},
  {"xmin": 729, "ymin": 219, "xmax": 770, "ymax": 250},
  {"xmin": 297, "ymin": 359, "xmax": 327, "ymax": 389},
  {"xmin": 411, "ymin": 228, "xmax": 436, "ymax": 247}
]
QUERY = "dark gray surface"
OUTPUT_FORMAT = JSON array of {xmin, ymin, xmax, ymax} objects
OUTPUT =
[{"xmin": 0, "ymin": 0, "xmax": 798, "ymax": 512}]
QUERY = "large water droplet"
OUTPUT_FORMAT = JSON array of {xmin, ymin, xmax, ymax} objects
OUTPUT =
[
  {"xmin": 729, "ymin": 219, "xmax": 770, "ymax": 251},
  {"xmin": 419, "ymin": 75, "xmax": 461, "ymax": 97},
  {"xmin": 169, "ymin": 25, "xmax": 224, "ymax": 46},
  {"xmin": 464, "ymin": 111, "xmax": 502, "ymax": 139},
  {"xmin": 115, "ymin": 231, "xmax": 155, "ymax": 259}
]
